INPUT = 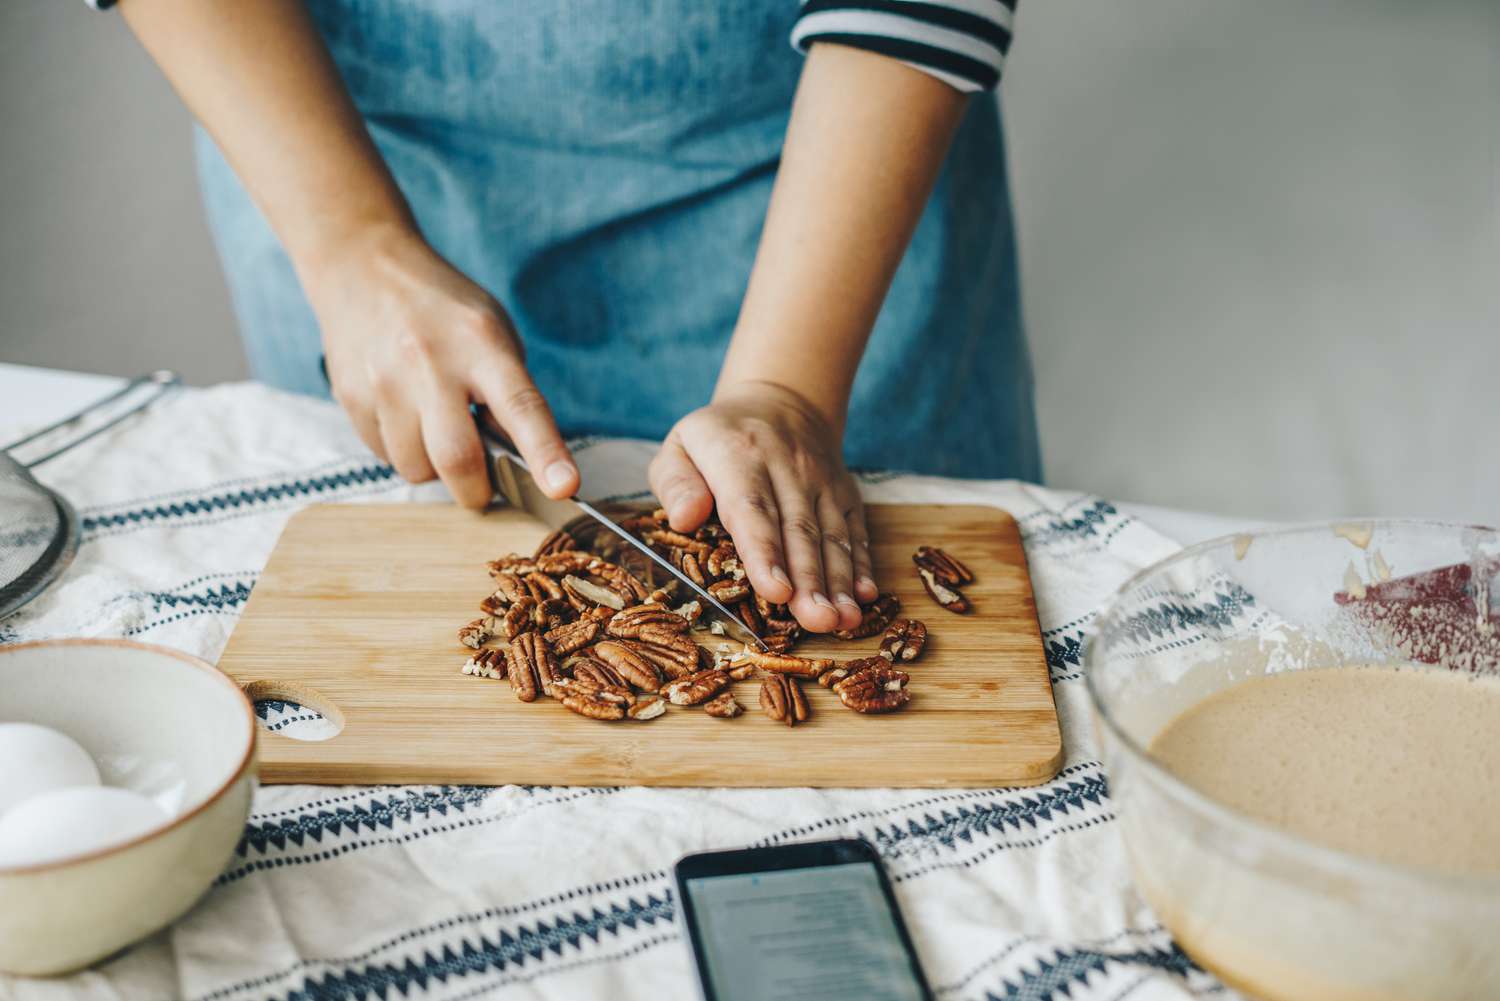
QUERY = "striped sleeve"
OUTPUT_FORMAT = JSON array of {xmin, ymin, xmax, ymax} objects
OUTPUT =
[{"xmin": 791, "ymin": 0, "xmax": 1017, "ymax": 93}]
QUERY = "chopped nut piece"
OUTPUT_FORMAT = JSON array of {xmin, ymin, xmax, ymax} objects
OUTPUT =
[
  {"xmin": 627, "ymin": 696, "xmax": 667, "ymax": 721},
  {"xmin": 458, "ymin": 616, "xmax": 500, "ymax": 649},
  {"xmin": 561, "ymin": 575, "xmax": 626, "ymax": 610},
  {"xmin": 816, "ymin": 666, "xmax": 850, "ymax": 688},
  {"xmin": 673, "ymin": 601, "xmax": 703, "ymax": 625},
  {"xmin": 707, "ymin": 579, "xmax": 750, "ymax": 604},
  {"xmin": 703, "ymin": 692, "xmax": 743, "ymax": 718},
  {"xmin": 479, "ymin": 593, "xmax": 508, "ymax": 617},
  {"xmin": 918, "ymin": 568, "xmax": 971, "ymax": 614},
  {"xmin": 525, "ymin": 571, "xmax": 566, "ymax": 603},
  {"xmin": 879, "ymin": 619, "xmax": 928, "ymax": 662},
  {"xmin": 745, "ymin": 650, "xmax": 834, "ymax": 679},
  {"xmin": 460, "ymin": 647, "xmax": 507, "ymax": 679},
  {"xmin": 590, "ymin": 561, "xmax": 651, "ymax": 603},
  {"xmin": 760, "ymin": 632, "xmax": 798, "ymax": 655},
  {"xmin": 833, "ymin": 593, "xmax": 900, "ymax": 640},
  {"xmin": 705, "ymin": 543, "xmax": 739, "ymax": 580},
  {"xmin": 726, "ymin": 660, "xmax": 758, "ymax": 682},
  {"xmin": 490, "ymin": 570, "xmax": 530, "ymax": 604},
  {"xmin": 759, "ymin": 674, "xmax": 809, "ymax": 727},
  {"xmin": 591, "ymin": 640, "xmax": 662, "ymax": 692},
  {"xmin": 559, "ymin": 692, "xmax": 627, "ymax": 721},
  {"xmin": 663, "ymin": 669, "xmax": 731, "ymax": 706},
  {"xmin": 912, "ymin": 546, "xmax": 973, "ymax": 587}
]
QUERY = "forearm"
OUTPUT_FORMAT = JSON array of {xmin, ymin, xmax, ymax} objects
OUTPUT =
[
  {"xmin": 119, "ymin": 0, "xmax": 413, "ymax": 286},
  {"xmin": 717, "ymin": 43, "xmax": 968, "ymax": 435}
]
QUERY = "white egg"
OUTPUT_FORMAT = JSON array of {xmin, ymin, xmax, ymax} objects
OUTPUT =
[
  {"xmin": 0, "ymin": 786, "xmax": 166, "ymax": 867},
  {"xmin": 0, "ymin": 722, "xmax": 101, "ymax": 816}
]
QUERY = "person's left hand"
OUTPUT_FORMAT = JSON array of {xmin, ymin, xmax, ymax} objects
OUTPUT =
[{"xmin": 648, "ymin": 380, "xmax": 880, "ymax": 633}]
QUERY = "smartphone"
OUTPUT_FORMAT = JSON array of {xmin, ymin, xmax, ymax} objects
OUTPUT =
[{"xmin": 674, "ymin": 838, "xmax": 934, "ymax": 1001}]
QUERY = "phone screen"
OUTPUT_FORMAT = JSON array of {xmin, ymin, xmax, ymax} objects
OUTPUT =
[{"xmin": 683, "ymin": 860, "xmax": 927, "ymax": 1001}]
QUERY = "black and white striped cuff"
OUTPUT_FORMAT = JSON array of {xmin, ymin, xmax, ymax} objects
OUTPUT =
[{"xmin": 791, "ymin": 0, "xmax": 1017, "ymax": 93}]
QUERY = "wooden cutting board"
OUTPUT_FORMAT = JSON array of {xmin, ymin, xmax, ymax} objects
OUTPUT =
[{"xmin": 218, "ymin": 503, "xmax": 1061, "ymax": 788}]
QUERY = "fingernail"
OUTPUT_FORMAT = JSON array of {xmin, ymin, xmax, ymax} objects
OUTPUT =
[
  {"xmin": 812, "ymin": 592, "xmax": 836, "ymax": 610},
  {"xmin": 857, "ymin": 575, "xmax": 877, "ymax": 593},
  {"xmin": 836, "ymin": 592, "xmax": 858, "ymax": 609},
  {"xmin": 544, "ymin": 461, "xmax": 575, "ymax": 493},
  {"xmin": 771, "ymin": 566, "xmax": 791, "ymax": 590}
]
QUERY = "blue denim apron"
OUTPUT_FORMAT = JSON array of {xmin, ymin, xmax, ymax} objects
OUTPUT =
[{"xmin": 196, "ymin": 0, "xmax": 1040, "ymax": 481}]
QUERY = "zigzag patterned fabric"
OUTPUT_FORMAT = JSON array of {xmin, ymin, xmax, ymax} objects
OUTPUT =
[{"xmin": 0, "ymin": 383, "xmax": 1241, "ymax": 1001}]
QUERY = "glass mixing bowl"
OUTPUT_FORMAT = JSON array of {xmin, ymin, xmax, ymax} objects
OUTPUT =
[{"xmin": 1085, "ymin": 520, "xmax": 1500, "ymax": 1001}]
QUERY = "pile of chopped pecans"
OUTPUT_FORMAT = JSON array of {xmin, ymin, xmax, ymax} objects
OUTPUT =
[{"xmin": 457, "ymin": 508, "xmax": 975, "ymax": 726}]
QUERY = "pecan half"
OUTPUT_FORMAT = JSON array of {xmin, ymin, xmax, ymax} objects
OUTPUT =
[
  {"xmin": 479, "ymin": 592, "xmax": 508, "ymax": 618},
  {"xmin": 552, "ymin": 675, "xmax": 634, "ymax": 705},
  {"xmin": 544, "ymin": 617, "xmax": 601, "ymax": 655},
  {"xmin": 912, "ymin": 546, "xmax": 973, "ymax": 587},
  {"xmin": 487, "ymin": 554, "xmax": 535, "ymax": 575},
  {"xmin": 460, "ymin": 647, "xmax": 507, "ymax": 679},
  {"xmin": 535, "ymin": 551, "xmax": 594, "ymax": 576},
  {"xmin": 745, "ymin": 650, "xmax": 834, "ymax": 679},
  {"xmin": 458, "ymin": 616, "xmax": 500, "ymax": 650},
  {"xmin": 917, "ymin": 568, "xmax": 971, "ymax": 614},
  {"xmin": 621, "ymin": 633, "xmax": 700, "ymax": 679},
  {"xmin": 820, "ymin": 655, "xmax": 884, "ymax": 690},
  {"xmin": 703, "ymin": 692, "xmax": 743, "ymax": 718},
  {"xmin": 565, "ymin": 654, "xmax": 630, "ymax": 691},
  {"xmin": 561, "ymin": 574, "xmax": 627, "ymax": 611},
  {"xmin": 591, "ymin": 640, "xmax": 662, "ymax": 692},
  {"xmin": 590, "ymin": 561, "xmax": 651, "ymax": 603},
  {"xmin": 663, "ymin": 669, "xmax": 731, "ymax": 706},
  {"xmin": 735, "ymin": 598, "xmax": 765, "ymax": 637},
  {"xmin": 833, "ymin": 662, "xmax": 911, "ymax": 714},
  {"xmin": 505, "ymin": 632, "xmax": 553, "ymax": 702},
  {"xmin": 559, "ymin": 692, "xmax": 627, "ymax": 721},
  {"xmin": 627, "ymin": 695, "xmax": 667, "ymax": 720},
  {"xmin": 533, "ymin": 529, "xmax": 578, "ymax": 559},
  {"xmin": 833, "ymin": 593, "xmax": 900, "ymax": 640},
  {"xmin": 879, "ymin": 619, "xmax": 927, "ymax": 662},
  {"xmin": 503, "ymin": 596, "xmax": 538, "ymax": 639},
  {"xmin": 707, "ymin": 579, "xmax": 750, "ymax": 604},
  {"xmin": 608, "ymin": 605, "xmax": 689, "ymax": 639},
  {"xmin": 679, "ymin": 552, "xmax": 707, "ymax": 587},
  {"xmin": 760, "ymin": 674, "xmax": 809, "ymax": 727}
]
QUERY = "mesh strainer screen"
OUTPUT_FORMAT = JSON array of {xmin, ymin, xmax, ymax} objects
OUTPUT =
[{"xmin": 0, "ymin": 453, "xmax": 79, "ymax": 619}]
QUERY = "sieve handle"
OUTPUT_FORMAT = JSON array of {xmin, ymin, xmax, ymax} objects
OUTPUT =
[{"xmin": 4, "ymin": 370, "xmax": 181, "ymax": 468}]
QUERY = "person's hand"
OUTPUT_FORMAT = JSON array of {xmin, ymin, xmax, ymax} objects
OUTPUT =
[
  {"xmin": 308, "ymin": 226, "xmax": 579, "ymax": 508},
  {"xmin": 648, "ymin": 380, "xmax": 879, "ymax": 633}
]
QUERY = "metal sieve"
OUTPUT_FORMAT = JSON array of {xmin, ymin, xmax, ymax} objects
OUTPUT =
[{"xmin": 0, "ymin": 371, "xmax": 180, "ymax": 620}]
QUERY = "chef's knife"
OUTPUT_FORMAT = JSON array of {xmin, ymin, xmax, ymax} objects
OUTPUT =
[{"xmin": 474, "ymin": 412, "xmax": 767, "ymax": 651}]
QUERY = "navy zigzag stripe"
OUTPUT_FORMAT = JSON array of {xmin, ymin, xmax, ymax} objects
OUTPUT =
[
  {"xmin": 981, "ymin": 942, "xmax": 1197, "ymax": 1000},
  {"xmin": 1045, "ymin": 630, "xmax": 1085, "ymax": 681},
  {"xmin": 1118, "ymin": 584, "xmax": 1255, "ymax": 645},
  {"xmin": 274, "ymin": 891, "xmax": 675, "ymax": 1001},
  {"xmin": 81, "ymin": 463, "xmax": 395, "ymax": 535},
  {"xmin": 1022, "ymin": 500, "xmax": 1118, "ymax": 546},
  {"xmin": 234, "ymin": 786, "xmax": 492, "ymax": 858},
  {"xmin": 872, "ymin": 767, "xmax": 1108, "ymax": 858}
]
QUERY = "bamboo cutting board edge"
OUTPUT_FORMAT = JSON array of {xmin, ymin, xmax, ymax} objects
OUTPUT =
[{"xmin": 219, "ymin": 502, "xmax": 1063, "ymax": 788}]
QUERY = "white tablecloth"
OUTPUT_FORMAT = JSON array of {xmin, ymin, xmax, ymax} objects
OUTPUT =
[{"xmin": 2, "ymin": 381, "xmax": 1243, "ymax": 1001}]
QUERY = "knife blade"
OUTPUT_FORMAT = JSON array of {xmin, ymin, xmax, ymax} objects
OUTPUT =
[{"xmin": 474, "ymin": 412, "xmax": 767, "ymax": 651}]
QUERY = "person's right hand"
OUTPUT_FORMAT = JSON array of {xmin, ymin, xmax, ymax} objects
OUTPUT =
[{"xmin": 307, "ymin": 226, "xmax": 579, "ymax": 508}]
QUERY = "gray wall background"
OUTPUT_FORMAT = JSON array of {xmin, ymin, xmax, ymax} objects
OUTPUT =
[{"xmin": 2, "ymin": 1, "xmax": 1497, "ymax": 522}]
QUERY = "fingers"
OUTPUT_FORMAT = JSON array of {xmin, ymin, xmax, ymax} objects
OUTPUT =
[
  {"xmin": 844, "ymin": 497, "xmax": 878, "ymax": 603},
  {"xmin": 648, "ymin": 437, "xmax": 714, "ymax": 532},
  {"xmin": 816, "ymin": 491, "xmax": 863, "ymax": 631},
  {"xmin": 376, "ymin": 398, "xmax": 435, "ymax": 485},
  {"xmin": 767, "ymin": 465, "xmax": 840, "ymax": 632},
  {"xmin": 685, "ymin": 443, "xmax": 793, "ymax": 604},
  {"xmin": 472, "ymin": 356, "xmax": 577, "ymax": 499},
  {"xmin": 418, "ymin": 391, "xmax": 492, "ymax": 510}
]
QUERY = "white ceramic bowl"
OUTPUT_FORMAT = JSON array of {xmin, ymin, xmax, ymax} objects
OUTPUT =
[{"xmin": 0, "ymin": 639, "xmax": 256, "ymax": 975}]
